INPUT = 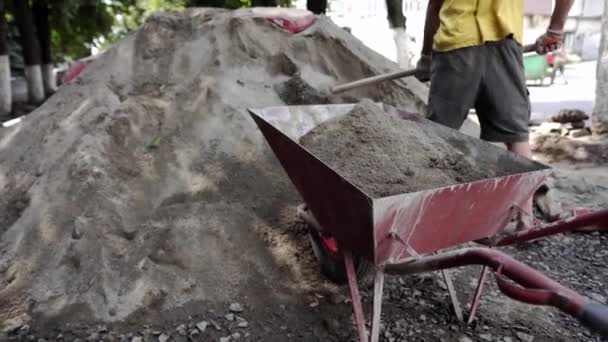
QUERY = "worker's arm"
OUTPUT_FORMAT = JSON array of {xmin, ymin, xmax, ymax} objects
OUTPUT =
[
  {"xmin": 415, "ymin": 0, "xmax": 443, "ymax": 81},
  {"xmin": 536, "ymin": 0, "xmax": 575, "ymax": 54},
  {"xmin": 420, "ymin": 0, "xmax": 443, "ymax": 56},
  {"xmin": 549, "ymin": 0, "xmax": 575, "ymax": 31}
]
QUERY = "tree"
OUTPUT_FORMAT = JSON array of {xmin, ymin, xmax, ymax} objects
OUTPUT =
[
  {"xmin": 50, "ymin": 0, "xmax": 115, "ymax": 59},
  {"xmin": 0, "ymin": 2, "xmax": 11, "ymax": 115},
  {"xmin": 187, "ymin": 0, "xmax": 290, "ymax": 8},
  {"xmin": 33, "ymin": 0, "xmax": 55, "ymax": 94},
  {"xmin": 386, "ymin": 0, "xmax": 405, "ymax": 28},
  {"xmin": 306, "ymin": 0, "xmax": 327, "ymax": 14},
  {"xmin": 251, "ymin": 0, "xmax": 277, "ymax": 6},
  {"xmin": 187, "ymin": 0, "xmax": 226, "ymax": 6},
  {"xmin": 13, "ymin": 0, "xmax": 45, "ymax": 104},
  {"xmin": 386, "ymin": 0, "xmax": 410, "ymax": 68},
  {"xmin": 593, "ymin": 1, "xmax": 608, "ymax": 135}
]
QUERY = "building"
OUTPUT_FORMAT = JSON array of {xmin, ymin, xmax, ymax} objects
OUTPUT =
[{"xmin": 525, "ymin": 0, "xmax": 604, "ymax": 60}]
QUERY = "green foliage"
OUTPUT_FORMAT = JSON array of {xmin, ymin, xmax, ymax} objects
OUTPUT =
[
  {"xmin": 91, "ymin": 0, "xmax": 191, "ymax": 52},
  {"xmin": 7, "ymin": 0, "xmax": 293, "ymax": 60},
  {"xmin": 224, "ymin": 0, "xmax": 251, "ymax": 9},
  {"xmin": 104, "ymin": 0, "xmax": 292, "ymax": 48},
  {"xmin": 49, "ymin": 0, "xmax": 115, "ymax": 59}
]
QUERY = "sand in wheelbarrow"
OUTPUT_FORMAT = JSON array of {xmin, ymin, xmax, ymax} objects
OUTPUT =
[{"xmin": 300, "ymin": 99, "xmax": 499, "ymax": 198}]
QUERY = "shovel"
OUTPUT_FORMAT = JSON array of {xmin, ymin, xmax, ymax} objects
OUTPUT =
[{"xmin": 331, "ymin": 44, "xmax": 537, "ymax": 94}]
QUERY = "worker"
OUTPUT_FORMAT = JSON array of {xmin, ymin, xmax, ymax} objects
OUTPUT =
[
  {"xmin": 415, "ymin": 0, "xmax": 574, "ymax": 159},
  {"xmin": 549, "ymin": 47, "xmax": 569, "ymax": 85},
  {"xmin": 414, "ymin": 0, "xmax": 574, "ymax": 231}
]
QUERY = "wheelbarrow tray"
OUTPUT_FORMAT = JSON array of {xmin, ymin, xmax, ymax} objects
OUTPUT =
[{"xmin": 249, "ymin": 103, "xmax": 550, "ymax": 266}]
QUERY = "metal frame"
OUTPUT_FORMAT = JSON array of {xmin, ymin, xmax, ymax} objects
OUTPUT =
[
  {"xmin": 337, "ymin": 209, "xmax": 608, "ymax": 342},
  {"xmin": 248, "ymin": 104, "xmax": 608, "ymax": 340}
]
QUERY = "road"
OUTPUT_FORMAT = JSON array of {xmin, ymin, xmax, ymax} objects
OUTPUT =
[{"xmin": 528, "ymin": 61, "xmax": 596, "ymax": 122}]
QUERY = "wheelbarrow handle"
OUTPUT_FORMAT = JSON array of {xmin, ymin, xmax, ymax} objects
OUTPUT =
[
  {"xmin": 495, "ymin": 266, "xmax": 608, "ymax": 339},
  {"xmin": 580, "ymin": 302, "xmax": 608, "ymax": 338}
]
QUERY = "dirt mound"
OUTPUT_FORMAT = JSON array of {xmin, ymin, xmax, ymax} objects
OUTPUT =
[
  {"xmin": 0, "ymin": 8, "xmax": 425, "ymax": 329},
  {"xmin": 550, "ymin": 108, "xmax": 589, "ymax": 124},
  {"xmin": 300, "ymin": 100, "xmax": 499, "ymax": 197},
  {"xmin": 532, "ymin": 133, "xmax": 608, "ymax": 164}
]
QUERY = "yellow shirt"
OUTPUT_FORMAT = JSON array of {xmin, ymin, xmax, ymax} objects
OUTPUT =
[{"xmin": 433, "ymin": 0, "xmax": 524, "ymax": 52}]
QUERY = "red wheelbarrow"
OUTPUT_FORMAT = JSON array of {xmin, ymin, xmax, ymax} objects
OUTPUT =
[{"xmin": 248, "ymin": 103, "xmax": 608, "ymax": 341}]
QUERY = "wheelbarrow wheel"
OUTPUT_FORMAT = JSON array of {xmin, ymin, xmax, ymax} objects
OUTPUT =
[{"xmin": 308, "ymin": 227, "xmax": 373, "ymax": 287}]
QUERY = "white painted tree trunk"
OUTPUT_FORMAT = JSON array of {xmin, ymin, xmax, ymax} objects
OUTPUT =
[
  {"xmin": 42, "ymin": 63, "xmax": 56, "ymax": 94},
  {"xmin": 592, "ymin": 2, "xmax": 608, "ymax": 135},
  {"xmin": 25, "ymin": 64, "xmax": 45, "ymax": 104},
  {"xmin": 0, "ymin": 55, "xmax": 10, "ymax": 116},
  {"xmin": 393, "ymin": 27, "xmax": 411, "ymax": 69}
]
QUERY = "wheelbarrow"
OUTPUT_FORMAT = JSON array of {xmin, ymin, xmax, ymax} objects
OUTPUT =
[
  {"xmin": 248, "ymin": 103, "xmax": 608, "ymax": 341},
  {"xmin": 524, "ymin": 53, "xmax": 552, "ymax": 86}
]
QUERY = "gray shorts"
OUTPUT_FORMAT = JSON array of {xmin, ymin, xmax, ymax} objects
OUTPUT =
[{"xmin": 428, "ymin": 39, "xmax": 530, "ymax": 143}]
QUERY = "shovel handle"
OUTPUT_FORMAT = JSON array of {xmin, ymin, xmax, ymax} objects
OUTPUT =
[
  {"xmin": 331, "ymin": 44, "xmax": 537, "ymax": 94},
  {"xmin": 522, "ymin": 43, "xmax": 537, "ymax": 53},
  {"xmin": 331, "ymin": 68, "xmax": 417, "ymax": 94}
]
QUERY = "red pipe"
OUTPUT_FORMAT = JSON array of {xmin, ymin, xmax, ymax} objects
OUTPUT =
[
  {"xmin": 385, "ymin": 248, "xmax": 608, "ymax": 338},
  {"xmin": 496, "ymin": 208, "xmax": 608, "ymax": 246},
  {"xmin": 384, "ymin": 248, "xmax": 587, "ymax": 316}
]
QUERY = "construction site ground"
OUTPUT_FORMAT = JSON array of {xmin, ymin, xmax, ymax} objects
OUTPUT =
[{"xmin": 0, "ymin": 7, "xmax": 606, "ymax": 342}]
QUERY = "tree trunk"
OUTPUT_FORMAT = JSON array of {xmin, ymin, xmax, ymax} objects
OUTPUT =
[
  {"xmin": 0, "ymin": 0, "xmax": 11, "ymax": 116},
  {"xmin": 593, "ymin": 1, "xmax": 608, "ymax": 135},
  {"xmin": 13, "ymin": 0, "xmax": 45, "ymax": 104},
  {"xmin": 33, "ymin": 0, "xmax": 55, "ymax": 95},
  {"xmin": 386, "ymin": 0, "xmax": 410, "ymax": 68},
  {"xmin": 251, "ymin": 0, "xmax": 277, "ymax": 6},
  {"xmin": 386, "ymin": 0, "xmax": 405, "ymax": 29},
  {"xmin": 187, "ymin": 0, "xmax": 226, "ymax": 7},
  {"xmin": 307, "ymin": 0, "xmax": 327, "ymax": 15}
]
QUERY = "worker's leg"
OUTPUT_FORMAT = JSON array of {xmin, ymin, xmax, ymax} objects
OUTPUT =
[
  {"xmin": 475, "ymin": 39, "xmax": 530, "ymax": 152},
  {"xmin": 428, "ymin": 46, "xmax": 483, "ymax": 129},
  {"xmin": 506, "ymin": 141, "xmax": 532, "ymax": 159},
  {"xmin": 550, "ymin": 67, "xmax": 557, "ymax": 85},
  {"xmin": 476, "ymin": 39, "xmax": 533, "ymax": 229},
  {"xmin": 559, "ymin": 64, "xmax": 568, "ymax": 84}
]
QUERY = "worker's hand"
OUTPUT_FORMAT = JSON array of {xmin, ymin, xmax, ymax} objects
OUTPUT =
[
  {"xmin": 535, "ymin": 29, "xmax": 565, "ymax": 55},
  {"xmin": 415, "ymin": 54, "xmax": 432, "ymax": 82}
]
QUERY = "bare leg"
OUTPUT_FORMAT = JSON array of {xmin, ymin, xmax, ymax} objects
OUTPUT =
[
  {"xmin": 506, "ymin": 141, "xmax": 532, "ymax": 159},
  {"xmin": 559, "ymin": 65, "xmax": 567, "ymax": 85},
  {"xmin": 506, "ymin": 141, "xmax": 534, "ymax": 229}
]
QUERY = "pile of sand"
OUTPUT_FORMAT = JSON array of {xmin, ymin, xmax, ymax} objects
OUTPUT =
[
  {"xmin": 300, "ymin": 100, "xmax": 497, "ymax": 197},
  {"xmin": 0, "ymin": 8, "xmax": 426, "ymax": 328}
]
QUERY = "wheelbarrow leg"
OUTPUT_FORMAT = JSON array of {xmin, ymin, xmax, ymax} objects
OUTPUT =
[
  {"xmin": 467, "ymin": 266, "xmax": 490, "ymax": 324},
  {"xmin": 370, "ymin": 269, "xmax": 385, "ymax": 342},
  {"xmin": 440, "ymin": 269, "xmax": 464, "ymax": 322},
  {"xmin": 344, "ymin": 250, "xmax": 368, "ymax": 342}
]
